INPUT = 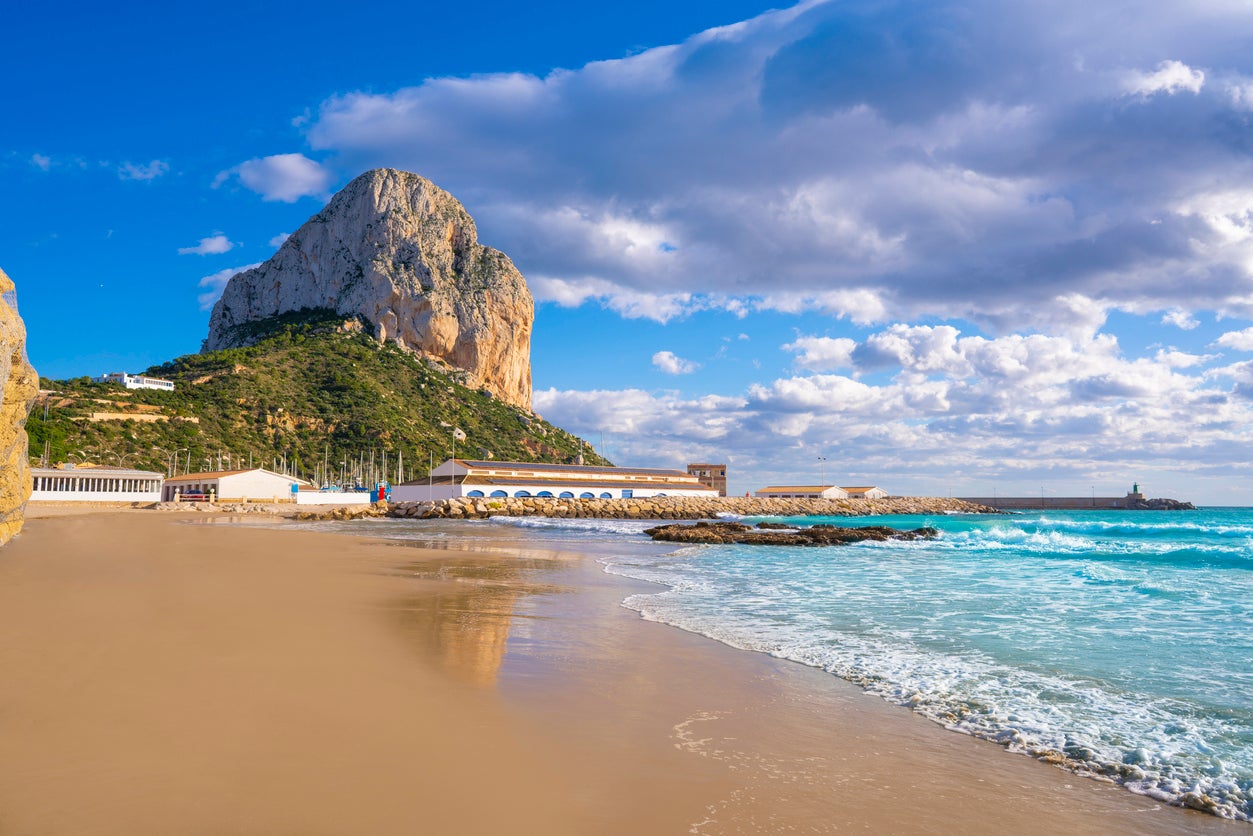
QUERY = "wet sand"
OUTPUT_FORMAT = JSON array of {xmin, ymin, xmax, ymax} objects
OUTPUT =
[{"xmin": 0, "ymin": 510, "xmax": 1240, "ymax": 834}]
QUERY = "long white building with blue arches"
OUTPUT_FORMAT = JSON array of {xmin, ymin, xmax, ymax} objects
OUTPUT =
[{"xmin": 391, "ymin": 459, "xmax": 719, "ymax": 502}]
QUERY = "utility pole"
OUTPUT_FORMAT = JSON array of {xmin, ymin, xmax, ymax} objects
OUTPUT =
[{"xmin": 818, "ymin": 456, "xmax": 827, "ymax": 487}]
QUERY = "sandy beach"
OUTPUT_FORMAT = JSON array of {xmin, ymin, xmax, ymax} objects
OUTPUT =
[{"xmin": 0, "ymin": 508, "xmax": 1240, "ymax": 834}]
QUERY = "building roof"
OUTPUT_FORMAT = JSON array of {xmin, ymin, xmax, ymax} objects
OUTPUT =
[
  {"xmin": 453, "ymin": 459, "xmax": 694, "ymax": 478},
  {"xmin": 841, "ymin": 486, "xmax": 882, "ymax": 492},
  {"xmin": 401, "ymin": 473, "xmax": 716, "ymax": 492},
  {"xmin": 164, "ymin": 468, "xmax": 311, "ymax": 485},
  {"xmin": 758, "ymin": 485, "xmax": 840, "ymax": 493},
  {"xmin": 32, "ymin": 466, "xmax": 163, "ymax": 478}
]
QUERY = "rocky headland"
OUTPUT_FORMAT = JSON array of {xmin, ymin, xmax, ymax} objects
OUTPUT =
[
  {"xmin": 204, "ymin": 168, "xmax": 534, "ymax": 410},
  {"xmin": 0, "ymin": 268, "xmax": 39, "ymax": 546}
]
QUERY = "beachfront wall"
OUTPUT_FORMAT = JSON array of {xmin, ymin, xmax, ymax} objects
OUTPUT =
[
  {"xmin": 294, "ymin": 490, "xmax": 374, "ymax": 506},
  {"xmin": 162, "ymin": 468, "xmax": 310, "ymax": 502},
  {"xmin": 392, "ymin": 458, "xmax": 720, "ymax": 503},
  {"xmin": 29, "ymin": 467, "xmax": 164, "ymax": 503}
]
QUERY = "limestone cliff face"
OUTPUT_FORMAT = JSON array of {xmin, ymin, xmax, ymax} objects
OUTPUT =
[
  {"xmin": 204, "ymin": 169, "xmax": 534, "ymax": 410},
  {"xmin": 0, "ymin": 268, "xmax": 39, "ymax": 547}
]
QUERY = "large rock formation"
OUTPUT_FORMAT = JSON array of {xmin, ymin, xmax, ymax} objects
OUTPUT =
[
  {"xmin": 0, "ymin": 268, "xmax": 39, "ymax": 546},
  {"xmin": 204, "ymin": 168, "xmax": 534, "ymax": 410}
]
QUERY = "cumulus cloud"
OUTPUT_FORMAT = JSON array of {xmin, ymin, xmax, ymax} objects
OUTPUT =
[
  {"xmin": 118, "ymin": 160, "xmax": 169, "ymax": 181},
  {"xmin": 30, "ymin": 153, "xmax": 51, "ymax": 172},
  {"xmin": 652, "ymin": 350, "xmax": 701, "ymax": 374},
  {"xmin": 269, "ymin": 232, "xmax": 290, "ymax": 248},
  {"xmin": 197, "ymin": 263, "xmax": 260, "ymax": 310},
  {"xmin": 288, "ymin": 0, "xmax": 1253, "ymax": 335},
  {"xmin": 1162, "ymin": 308, "xmax": 1200, "ymax": 330},
  {"xmin": 1215, "ymin": 327, "xmax": 1253, "ymax": 351},
  {"xmin": 1123, "ymin": 60, "xmax": 1206, "ymax": 97},
  {"xmin": 539, "ymin": 321, "xmax": 1251, "ymax": 500},
  {"xmin": 178, "ymin": 233, "xmax": 235, "ymax": 256},
  {"xmin": 215, "ymin": 153, "xmax": 331, "ymax": 202}
]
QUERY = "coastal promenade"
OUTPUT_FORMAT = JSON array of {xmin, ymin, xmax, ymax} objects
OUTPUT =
[{"xmin": 383, "ymin": 494, "xmax": 999, "ymax": 521}]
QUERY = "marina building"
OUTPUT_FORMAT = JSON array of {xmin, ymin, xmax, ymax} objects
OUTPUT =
[
  {"xmin": 392, "ymin": 459, "xmax": 720, "ymax": 502},
  {"xmin": 96, "ymin": 372, "xmax": 176, "ymax": 392},
  {"xmin": 754, "ymin": 485, "xmax": 850, "ymax": 500},
  {"xmin": 30, "ymin": 465, "xmax": 164, "ymax": 503},
  {"xmin": 842, "ymin": 486, "xmax": 889, "ymax": 499},
  {"xmin": 162, "ymin": 468, "xmax": 310, "ymax": 502},
  {"xmin": 687, "ymin": 463, "xmax": 728, "ymax": 496}
]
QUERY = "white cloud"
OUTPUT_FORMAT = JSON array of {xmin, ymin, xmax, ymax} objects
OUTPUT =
[
  {"xmin": 289, "ymin": 3, "xmax": 1253, "ymax": 336},
  {"xmin": 1162, "ymin": 308, "xmax": 1200, "ymax": 330},
  {"xmin": 178, "ymin": 234, "xmax": 236, "ymax": 256},
  {"xmin": 215, "ymin": 153, "xmax": 331, "ymax": 202},
  {"xmin": 537, "ymin": 320, "xmax": 1252, "ymax": 501},
  {"xmin": 117, "ymin": 160, "xmax": 169, "ymax": 181},
  {"xmin": 269, "ymin": 232, "xmax": 291, "ymax": 248},
  {"xmin": 652, "ymin": 350, "xmax": 701, "ymax": 375},
  {"xmin": 197, "ymin": 263, "xmax": 260, "ymax": 310},
  {"xmin": 1123, "ymin": 60, "xmax": 1206, "ymax": 97},
  {"xmin": 30, "ymin": 153, "xmax": 51, "ymax": 172},
  {"xmin": 1215, "ymin": 327, "xmax": 1253, "ymax": 351}
]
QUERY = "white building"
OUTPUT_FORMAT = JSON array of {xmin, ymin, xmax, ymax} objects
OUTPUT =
[
  {"xmin": 842, "ymin": 486, "xmax": 889, "ymax": 499},
  {"xmin": 97, "ymin": 372, "xmax": 175, "ymax": 392},
  {"xmin": 161, "ymin": 468, "xmax": 311, "ymax": 502},
  {"xmin": 30, "ymin": 465, "xmax": 164, "ymax": 503},
  {"xmin": 755, "ymin": 485, "xmax": 850, "ymax": 500},
  {"xmin": 391, "ymin": 459, "xmax": 720, "ymax": 502}
]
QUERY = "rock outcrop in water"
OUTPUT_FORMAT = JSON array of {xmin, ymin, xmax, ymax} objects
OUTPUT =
[
  {"xmin": 204, "ymin": 168, "xmax": 534, "ymax": 410},
  {"xmin": 0, "ymin": 268, "xmax": 39, "ymax": 546},
  {"xmin": 643, "ymin": 521, "xmax": 939, "ymax": 546}
]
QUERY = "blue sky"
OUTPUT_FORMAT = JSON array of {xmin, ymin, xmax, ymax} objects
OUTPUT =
[{"xmin": 7, "ymin": 0, "xmax": 1253, "ymax": 503}]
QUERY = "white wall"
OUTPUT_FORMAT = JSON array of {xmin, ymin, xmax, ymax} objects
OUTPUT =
[
  {"xmin": 294, "ymin": 491, "xmax": 375, "ymax": 506},
  {"xmin": 392, "ymin": 482, "xmax": 716, "ymax": 502},
  {"xmin": 216, "ymin": 471, "xmax": 303, "ymax": 501}
]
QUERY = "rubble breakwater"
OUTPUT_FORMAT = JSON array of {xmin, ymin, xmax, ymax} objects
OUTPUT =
[
  {"xmin": 381, "ymin": 494, "xmax": 1000, "ymax": 521},
  {"xmin": 644, "ymin": 521, "xmax": 940, "ymax": 546}
]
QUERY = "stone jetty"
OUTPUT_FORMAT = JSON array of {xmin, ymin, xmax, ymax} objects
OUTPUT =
[{"xmin": 382, "ymin": 494, "xmax": 999, "ymax": 521}]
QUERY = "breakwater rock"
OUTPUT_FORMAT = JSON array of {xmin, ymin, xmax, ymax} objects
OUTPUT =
[
  {"xmin": 0, "ymin": 269, "xmax": 38, "ymax": 547},
  {"xmin": 644, "ymin": 521, "xmax": 939, "ymax": 546},
  {"xmin": 385, "ymin": 494, "xmax": 999, "ymax": 521}
]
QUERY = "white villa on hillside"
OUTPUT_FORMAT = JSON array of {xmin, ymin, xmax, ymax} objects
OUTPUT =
[
  {"xmin": 755, "ymin": 485, "xmax": 850, "ymax": 500},
  {"xmin": 391, "ymin": 459, "xmax": 720, "ymax": 502},
  {"xmin": 29, "ymin": 465, "xmax": 164, "ymax": 503},
  {"xmin": 162, "ymin": 468, "xmax": 310, "ymax": 502},
  {"xmin": 96, "ymin": 372, "xmax": 175, "ymax": 392}
]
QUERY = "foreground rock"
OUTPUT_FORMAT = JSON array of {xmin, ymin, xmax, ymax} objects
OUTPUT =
[
  {"xmin": 385, "ymin": 494, "xmax": 1000, "ymax": 521},
  {"xmin": 204, "ymin": 168, "xmax": 534, "ymax": 409},
  {"xmin": 643, "ymin": 521, "xmax": 939, "ymax": 546},
  {"xmin": 0, "ymin": 269, "xmax": 38, "ymax": 547}
]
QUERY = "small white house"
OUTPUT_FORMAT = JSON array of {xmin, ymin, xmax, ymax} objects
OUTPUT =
[
  {"xmin": 97, "ymin": 372, "xmax": 175, "ymax": 392},
  {"xmin": 30, "ymin": 465, "xmax": 164, "ymax": 503},
  {"xmin": 392, "ymin": 459, "xmax": 720, "ymax": 502},
  {"xmin": 161, "ymin": 468, "xmax": 310, "ymax": 502},
  {"xmin": 842, "ymin": 486, "xmax": 889, "ymax": 499},
  {"xmin": 755, "ymin": 485, "xmax": 850, "ymax": 500}
]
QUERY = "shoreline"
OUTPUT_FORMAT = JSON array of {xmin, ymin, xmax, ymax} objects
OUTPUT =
[{"xmin": 0, "ymin": 510, "xmax": 1241, "ymax": 833}]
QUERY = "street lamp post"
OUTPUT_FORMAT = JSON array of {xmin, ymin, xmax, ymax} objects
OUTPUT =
[{"xmin": 818, "ymin": 456, "xmax": 828, "ymax": 487}]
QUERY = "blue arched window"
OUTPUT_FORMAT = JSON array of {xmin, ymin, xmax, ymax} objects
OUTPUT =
[
  {"xmin": 515, "ymin": 490, "xmax": 532, "ymax": 498},
  {"xmin": 599, "ymin": 492, "xmax": 612, "ymax": 499},
  {"xmin": 537, "ymin": 491, "xmax": 554, "ymax": 497},
  {"xmin": 559, "ymin": 491, "xmax": 574, "ymax": 499},
  {"xmin": 490, "ymin": 490, "xmax": 508, "ymax": 498},
  {"xmin": 466, "ymin": 490, "xmax": 485, "ymax": 498},
  {"xmin": 580, "ymin": 492, "xmax": 595, "ymax": 499}
]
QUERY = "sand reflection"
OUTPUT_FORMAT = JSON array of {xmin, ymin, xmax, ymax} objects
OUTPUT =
[{"xmin": 383, "ymin": 546, "xmax": 573, "ymax": 687}]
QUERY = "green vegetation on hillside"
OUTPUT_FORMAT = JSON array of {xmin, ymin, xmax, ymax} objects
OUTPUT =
[{"xmin": 27, "ymin": 309, "xmax": 609, "ymax": 486}]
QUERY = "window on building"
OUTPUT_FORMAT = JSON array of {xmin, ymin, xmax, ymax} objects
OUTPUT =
[{"xmin": 466, "ymin": 490, "xmax": 485, "ymax": 498}]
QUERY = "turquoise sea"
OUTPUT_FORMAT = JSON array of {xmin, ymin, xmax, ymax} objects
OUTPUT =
[{"xmin": 334, "ymin": 508, "xmax": 1253, "ymax": 820}]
